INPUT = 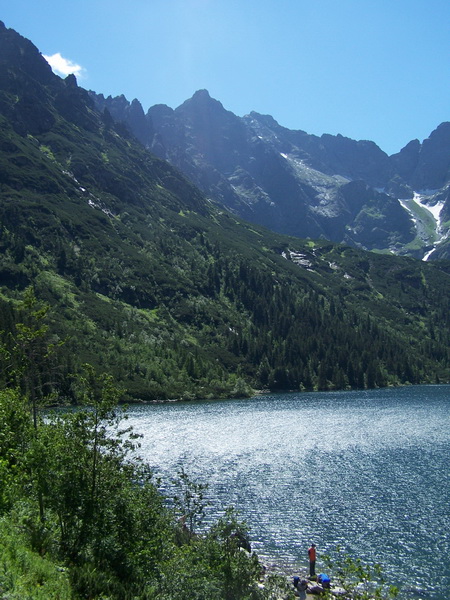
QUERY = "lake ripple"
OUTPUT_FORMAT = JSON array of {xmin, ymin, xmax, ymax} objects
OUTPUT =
[{"xmin": 126, "ymin": 385, "xmax": 450, "ymax": 600}]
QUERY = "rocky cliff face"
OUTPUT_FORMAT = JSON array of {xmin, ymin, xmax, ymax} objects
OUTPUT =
[
  {"xmin": 93, "ymin": 93, "xmax": 154, "ymax": 147},
  {"xmin": 90, "ymin": 90, "xmax": 450, "ymax": 260}
]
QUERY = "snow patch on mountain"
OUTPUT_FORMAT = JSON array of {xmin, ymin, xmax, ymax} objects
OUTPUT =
[
  {"xmin": 415, "ymin": 193, "xmax": 444, "ymax": 224},
  {"xmin": 398, "ymin": 191, "xmax": 448, "ymax": 260}
]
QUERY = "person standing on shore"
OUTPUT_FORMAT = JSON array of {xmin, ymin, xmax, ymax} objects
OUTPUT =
[{"xmin": 308, "ymin": 543, "xmax": 316, "ymax": 577}]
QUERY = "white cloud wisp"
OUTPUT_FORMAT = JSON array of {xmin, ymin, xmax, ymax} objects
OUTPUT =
[{"xmin": 43, "ymin": 52, "xmax": 85, "ymax": 78}]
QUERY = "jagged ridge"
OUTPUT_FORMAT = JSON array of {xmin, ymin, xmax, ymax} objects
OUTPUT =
[{"xmin": 92, "ymin": 89, "xmax": 450, "ymax": 260}]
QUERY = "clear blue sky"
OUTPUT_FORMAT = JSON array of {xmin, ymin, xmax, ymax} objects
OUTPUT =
[{"xmin": 2, "ymin": 0, "xmax": 449, "ymax": 155}]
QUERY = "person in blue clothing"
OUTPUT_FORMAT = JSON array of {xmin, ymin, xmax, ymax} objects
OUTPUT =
[{"xmin": 318, "ymin": 573, "xmax": 331, "ymax": 589}]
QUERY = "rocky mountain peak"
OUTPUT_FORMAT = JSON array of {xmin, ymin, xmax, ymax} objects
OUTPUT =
[
  {"xmin": 86, "ymin": 72, "xmax": 450, "ymax": 259},
  {"xmin": 247, "ymin": 111, "xmax": 282, "ymax": 129},
  {"xmin": 412, "ymin": 122, "xmax": 450, "ymax": 190},
  {"xmin": 64, "ymin": 73, "xmax": 78, "ymax": 88},
  {"xmin": 89, "ymin": 92, "xmax": 153, "ymax": 146},
  {"xmin": 0, "ymin": 20, "xmax": 55, "ymax": 87},
  {"xmin": 175, "ymin": 89, "xmax": 231, "ymax": 120},
  {"xmin": 191, "ymin": 88, "xmax": 211, "ymax": 100},
  {"xmin": 388, "ymin": 122, "xmax": 450, "ymax": 192},
  {"xmin": 171, "ymin": 90, "xmax": 248, "ymax": 174}
]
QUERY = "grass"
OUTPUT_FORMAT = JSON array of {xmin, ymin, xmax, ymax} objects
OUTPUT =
[{"xmin": 0, "ymin": 515, "xmax": 72, "ymax": 600}]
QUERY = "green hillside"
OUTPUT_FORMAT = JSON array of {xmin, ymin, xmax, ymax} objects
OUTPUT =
[{"xmin": 1, "ymin": 21, "xmax": 450, "ymax": 402}]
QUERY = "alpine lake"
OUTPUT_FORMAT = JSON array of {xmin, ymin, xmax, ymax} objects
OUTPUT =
[{"xmin": 124, "ymin": 385, "xmax": 450, "ymax": 600}]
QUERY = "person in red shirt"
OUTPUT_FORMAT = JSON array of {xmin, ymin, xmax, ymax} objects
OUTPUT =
[{"xmin": 308, "ymin": 543, "xmax": 316, "ymax": 577}]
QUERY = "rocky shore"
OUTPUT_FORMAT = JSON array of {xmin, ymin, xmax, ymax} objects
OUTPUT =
[{"xmin": 257, "ymin": 556, "xmax": 353, "ymax": 598}]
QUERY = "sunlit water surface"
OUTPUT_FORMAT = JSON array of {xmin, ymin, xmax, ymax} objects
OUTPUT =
[{"xmin": 126, "ymin": 385, "xmax": 450, "ymax": 600}]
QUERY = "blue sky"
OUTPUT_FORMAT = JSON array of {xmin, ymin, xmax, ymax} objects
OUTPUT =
[{"xmin": 2, "ymin": 0, "xmax": 449, "ymax": 155}]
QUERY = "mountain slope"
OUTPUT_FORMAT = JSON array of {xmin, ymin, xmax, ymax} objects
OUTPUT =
[
  {"xmin": 92, "ymin": 90, "xmax": 450, "ymax": 260},
  {"xmin": 1, "ymin": 21, "xmax": 450, "ymax": 401}
]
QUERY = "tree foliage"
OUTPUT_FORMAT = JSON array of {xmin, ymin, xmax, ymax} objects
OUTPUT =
[
  {"xmin": 322, "ymin": 547, "xmax": 399, "ymax": 600},
  {"xmin": 0, "ymin": 304, "xmax": 293, "ymax": 599},
  {"xmin": 0, "ymin": 377, "xmax": 279, "ymax": 599}
]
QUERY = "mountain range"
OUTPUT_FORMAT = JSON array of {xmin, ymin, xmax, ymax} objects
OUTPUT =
[
  {"xmin": 1, "ymin": 20, "xmax": 450, "ymax": 401},
  {"xmin": 92, "ymin": 90, "xmax": 450, "ymax": 260}
]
